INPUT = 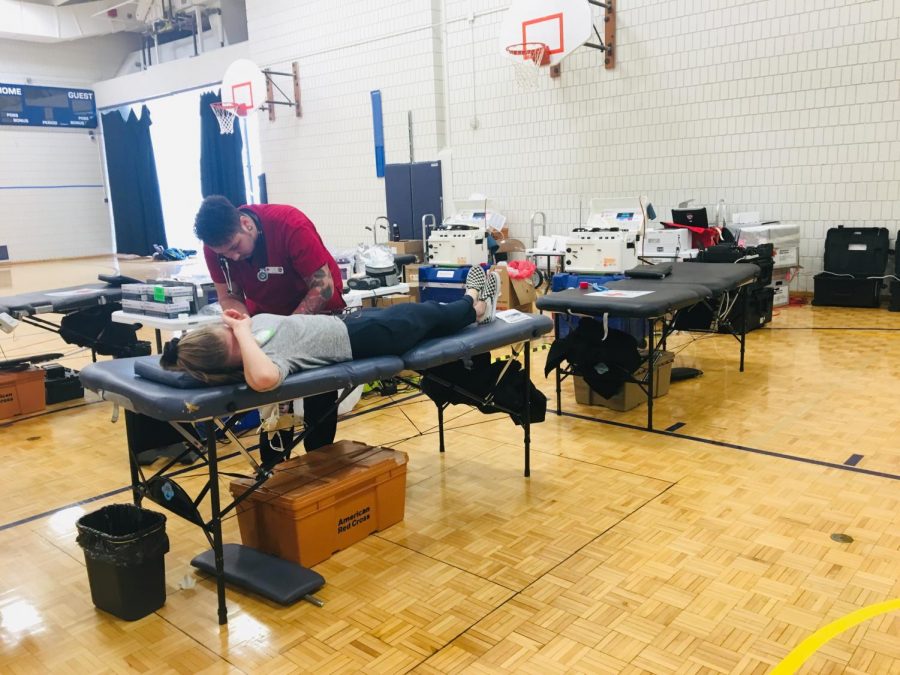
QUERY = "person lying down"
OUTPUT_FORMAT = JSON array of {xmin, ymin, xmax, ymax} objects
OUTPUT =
[{"xmin": 160, "ymin": 267, "xmax": 501, "ymax": 391}]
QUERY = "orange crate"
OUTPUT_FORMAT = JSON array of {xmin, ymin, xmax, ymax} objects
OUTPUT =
[
  {"xmin": 0, "ymin": 367, "xmax": 46, "ymax": 419},
  {"xmin": 229, "ymin": 440, "xmax": 408, "ymax": 567}
]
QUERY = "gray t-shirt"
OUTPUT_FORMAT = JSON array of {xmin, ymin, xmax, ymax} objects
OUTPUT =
[{"xmin": 250, "ymin": 313, "xmax": 352, "ymax": 385}]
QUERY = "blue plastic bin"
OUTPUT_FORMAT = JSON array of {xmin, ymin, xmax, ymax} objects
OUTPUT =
[
  {"xmin": 419, "ymin": 265, "xmax": 473, "ymax": 303},
  {"xmin": 549, "ymin": 273, "xmax": 647, "ymax": 344}
]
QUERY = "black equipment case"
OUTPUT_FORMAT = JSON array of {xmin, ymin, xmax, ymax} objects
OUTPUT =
[
  {"xmin": 692, "ymin": 243, "xmax": 774, "ymax": 287},
  {"xmin": 41, "ymin": 363, "xmax": 84, "ymax": 404},
  {"xmin": 674, "ymin": 244, "xmax": 776, "ymax": 333},
  {"xmin": 674, "ymin": 285, "xmax": 774, "ymax": 333},
  {"xmin": 813, "ymin": 226, "xmax": 889, "ymax": 308}
]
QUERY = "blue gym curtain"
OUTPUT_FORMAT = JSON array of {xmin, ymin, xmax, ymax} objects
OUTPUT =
[
  {"xmin": 199, "ymin": 91, "xmax": 246, "ymax": 206},
  {"xmin": 101, "ymin": 105, "xmax": 168, "ymax": 256}
]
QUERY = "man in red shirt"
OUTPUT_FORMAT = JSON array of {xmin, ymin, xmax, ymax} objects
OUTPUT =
[{"xmin": 195, "ymin": 196, "xmax": 346, "ymax": 454}]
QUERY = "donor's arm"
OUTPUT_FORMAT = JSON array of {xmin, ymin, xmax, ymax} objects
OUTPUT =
[{"xmin": 222, "ymin": 310, "xmax": 282, "ymax": 392}]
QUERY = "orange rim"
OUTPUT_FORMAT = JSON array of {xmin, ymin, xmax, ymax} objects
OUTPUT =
[{"xmin": 506, "ymin": 42, "xmax": 550, "ymax": 66}]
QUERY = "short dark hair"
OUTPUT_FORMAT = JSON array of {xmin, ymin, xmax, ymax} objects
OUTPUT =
[{"xmin": 194, "ymin": 195, "xmax": 242, "ymax": 247}]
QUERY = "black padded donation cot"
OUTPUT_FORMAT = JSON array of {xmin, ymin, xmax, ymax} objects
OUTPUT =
[
  {"xmin": 537, "ymin": 262, "xmax": 759, "ymax": 429},
  {"xmin": 0, "ymin": 278, "xmax": 148, "ymax": 360},
  {"xmin": 79, "ymin": 313, "xmax": 553, "ymax": 624}
]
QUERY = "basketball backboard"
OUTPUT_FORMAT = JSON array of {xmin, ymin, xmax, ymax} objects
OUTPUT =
[
  {"xmin": 499, "ymin": 0, "xmax": 593, "ymax": 67},
  {"xmin": 221, "ymin": 59, "xmax": 267, "ymax": 115}
]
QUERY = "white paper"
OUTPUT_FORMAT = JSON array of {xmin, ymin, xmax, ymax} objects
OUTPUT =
[
  {"xmin": 587, "ymin": 289, "xmax": 654, "ymax": 298},
  {"xmin": 495, "ymin": 309, "xmax": 530, "ymax": 323},
  {"xmin": 535, "ymin": 235, "xmax": 555, "ymax": 251}
]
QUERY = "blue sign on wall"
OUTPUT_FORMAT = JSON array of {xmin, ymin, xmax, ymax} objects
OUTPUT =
[{"xmin": 0, "ymin": 83, "xmax": 97, "ymax": 129}]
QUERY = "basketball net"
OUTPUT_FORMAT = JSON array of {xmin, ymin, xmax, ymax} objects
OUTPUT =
[
  {"xmin": 506, "ymin": 42, "xmax": 549, "ymax": 90},
  {"xmin": 210, "ymin": 102, "xmax": 245, "ymax": 135}
]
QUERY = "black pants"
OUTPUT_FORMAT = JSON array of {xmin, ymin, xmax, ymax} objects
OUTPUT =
[
  {"xmin": 302, "ymin": 390, "xmax": 337, "ymax": 451},
  {"xmin": 344, "ymin": 298, "xmax": 476, "ymax": 359}
]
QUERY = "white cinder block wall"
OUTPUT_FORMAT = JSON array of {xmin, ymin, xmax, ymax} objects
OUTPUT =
[
  {"xmin": 246, "ymin": 0, "xmax": 446, "ymax": 254},
  {"xmin": 250, "ymin": 0, "xmax": 900, "ymax": 290},
  {"xmin": 0, "ymin": 35, "xmax": 138, "ymax": 261}
]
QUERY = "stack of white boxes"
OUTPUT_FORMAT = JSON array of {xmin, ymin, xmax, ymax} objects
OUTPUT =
[{"xmin": 730, "ymin": 223, "xmax": 800, "ymax": 307}]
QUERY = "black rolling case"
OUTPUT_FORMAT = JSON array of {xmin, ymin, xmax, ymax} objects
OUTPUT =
[
  {"xmin": 813, "ymin": 226, "xmax": 888, "ymax": 308},
  {"xmin": 673, "ymin": 285, "xmax": 775, "ymax": 333}
]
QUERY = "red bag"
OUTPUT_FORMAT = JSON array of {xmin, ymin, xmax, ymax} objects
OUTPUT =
[
  {"xmin": 662, "ymin": 222, "xmax": 720, "ymax": 249},
  {"xmin": 506, "ymin": 260, "xmax": 537, "ymax": 279}
]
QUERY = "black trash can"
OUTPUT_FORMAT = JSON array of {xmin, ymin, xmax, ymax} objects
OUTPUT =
[{"xmin": 76, "ymin": 504, "xmax": 169, "ymax": 621}]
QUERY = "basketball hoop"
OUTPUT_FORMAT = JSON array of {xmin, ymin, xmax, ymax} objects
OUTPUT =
[
  {"xmin": 506, "ymin": 42, "xmax": 550, "ymax": 89},
  {"xmin": 210, "ymin": 102, "xmax": 248, "ymax": 135}
]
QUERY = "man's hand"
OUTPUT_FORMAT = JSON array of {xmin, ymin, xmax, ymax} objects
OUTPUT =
[
  {"xmin": 222, "ymin": 308, "xmax": 252, "ymax": 334},
  {"xmin": 294, "ymin": 262, "xmax": 335, "ymax": 315}
]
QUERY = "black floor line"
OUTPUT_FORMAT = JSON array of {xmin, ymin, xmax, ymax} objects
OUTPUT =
[
  {"xmin": 559, "ymin": 410, "xmax": 900, "ymax": 482},
  {"xmin": 8, "ymin": 392, "xmax": 897, "ymax": 539},
  {"xmin": 1, "ymin": 391, "xmax": 417, "ymax": 534},
  {"xmin": 0, "ymin": 485, "xmax": 132, "ymax": 533},
  {"xmin": 766, "ymin": 327, "xmax": 900, "ymax": 331}
]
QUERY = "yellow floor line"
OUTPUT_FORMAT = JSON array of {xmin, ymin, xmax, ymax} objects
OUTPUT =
[{"xmin": 771, "ymin": 597, "xmax": 900, "ymax": 674}]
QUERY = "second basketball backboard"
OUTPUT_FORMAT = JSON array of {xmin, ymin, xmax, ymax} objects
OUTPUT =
[
  {"xmin": 221, "ymin": 59, "xmax": 267, "ymax": 114},
  {"xmin": 499, "ymin": 0, "xmax": 593, "ymax": 67}
]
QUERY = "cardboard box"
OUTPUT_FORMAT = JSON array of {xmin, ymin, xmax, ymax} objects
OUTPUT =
[
  {"xmin": 730, "ymin": 224, "xmax": 800, "ymax": 269},
  {"xmin": 363, "ymin": 294, "xmax": 414, "ymax": 308},
  {"xmin": 388, "ymin": 240, "xmax": 424, "ymax": 261},
  {"xmin": 769, "ymin": 267, "xmax": 795, "ymax": 307},
  {"xmin": 230, "ymin": 440, "xmax": 408, "ymax": 567},
  {"xmin": 772, "ymin": 283, "xmax": 789, "ymax": 307},
  {"xmin": 773, "ymin": 246, "xmax": 799, "ymax": 269},
  {"xmin": 383, "ymin": 294, "xmax": 413, "ymax": 306},
  {"xmin": 492, "ymin": 265, "xmax": 537, "ymax": 312},
  {"xmin": 573, "ymin": 351, "xmax": 674, "ymax": 411},
  {"xmin": 402, "ymin": 263, "xmax": 422, "ymax": 302},
  {"xmin": 0, "ymin": 367, "xmax": 46, "ymax": 419}
]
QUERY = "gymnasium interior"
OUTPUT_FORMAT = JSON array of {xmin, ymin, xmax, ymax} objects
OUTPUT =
[{"xmin": 0, "ymin": 1, "xmax": 898, "ymax": 673}]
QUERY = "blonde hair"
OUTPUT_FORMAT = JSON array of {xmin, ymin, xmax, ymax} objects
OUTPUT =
[{"xmin": 159, "ymin": 324, "xmax": 243, "ymax": 385}]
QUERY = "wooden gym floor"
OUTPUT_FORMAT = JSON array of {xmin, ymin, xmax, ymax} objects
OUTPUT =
[{"xmin": 0, "ymin": 257, "xmax": 897, "ymax": 674}]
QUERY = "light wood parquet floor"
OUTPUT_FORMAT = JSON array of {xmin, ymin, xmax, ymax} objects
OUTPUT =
[{"xmin": 0, "ymin": 257, "xmax": 898, "ymax": 674}]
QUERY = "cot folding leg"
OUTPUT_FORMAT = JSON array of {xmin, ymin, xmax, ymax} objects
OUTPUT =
[
  {"xmin": 203, "ymin": 419, "xmax": 229, "ymax": 625},
  {"xmin": 553, "ymin": 313, "xmax": 563, "ymax": 415},
  {"xmin": 122, "ymin": 412, "xmax": 230, "ymax": 623},
  {"xmin": 413, "ymin": 340, "xmax": 535, "ymax": 476},
  {"xmin": 125, "ymin": 412, "xmax": 144, "ymax": 506},
  {"xmin": 646, "ymin": 318, "xmax": 656, "ymax": 431},
  {"xmin": 524, "ymin": 345, "xmax": 532, "ymax": 477},
  {"xmin": 739, "ymin": 285, "xmax": 748, "ymax": 372},
  {"xmin": 555, "ymin": 364, "xmax": 562, "ymax": 415},
  {"xmin": 437, "ymin": 402, "xmax": 448, "ymax": 453}
]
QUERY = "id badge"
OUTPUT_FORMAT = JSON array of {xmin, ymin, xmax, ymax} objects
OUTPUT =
[{"xmin": 257, "ymin": 266, "xmax": 284, "ymax": 282}]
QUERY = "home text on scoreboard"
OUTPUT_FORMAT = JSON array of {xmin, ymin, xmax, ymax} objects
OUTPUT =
[{"xmin": 0, "ymin": 83, "xmax": 98, "ymax": 129}]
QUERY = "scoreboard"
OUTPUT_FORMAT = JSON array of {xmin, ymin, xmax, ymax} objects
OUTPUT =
[{"xmin": 0, "ymin": 83, "xmax": 98, "ymax": 129}]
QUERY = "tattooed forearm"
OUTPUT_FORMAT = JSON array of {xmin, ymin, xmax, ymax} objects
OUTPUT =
[{"xmin": 294, "ymin": 263, "xmax": 335, "ymax": 314}]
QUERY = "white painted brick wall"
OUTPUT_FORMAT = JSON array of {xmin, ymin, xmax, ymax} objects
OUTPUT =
[
  {"xmin": 0, "ymin": 35, "xmax": 136, "ymax": 261},
  {"xmin": 247, "ymin": 0, "xmax": 900, "ymax": 290},
  {"xmin": 246, "ymin": 0, "xmax": 445, "ymax": 252},
  {"xmin": 0, "ymin": 131, "xmax": 110, "ymax": 261}
]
